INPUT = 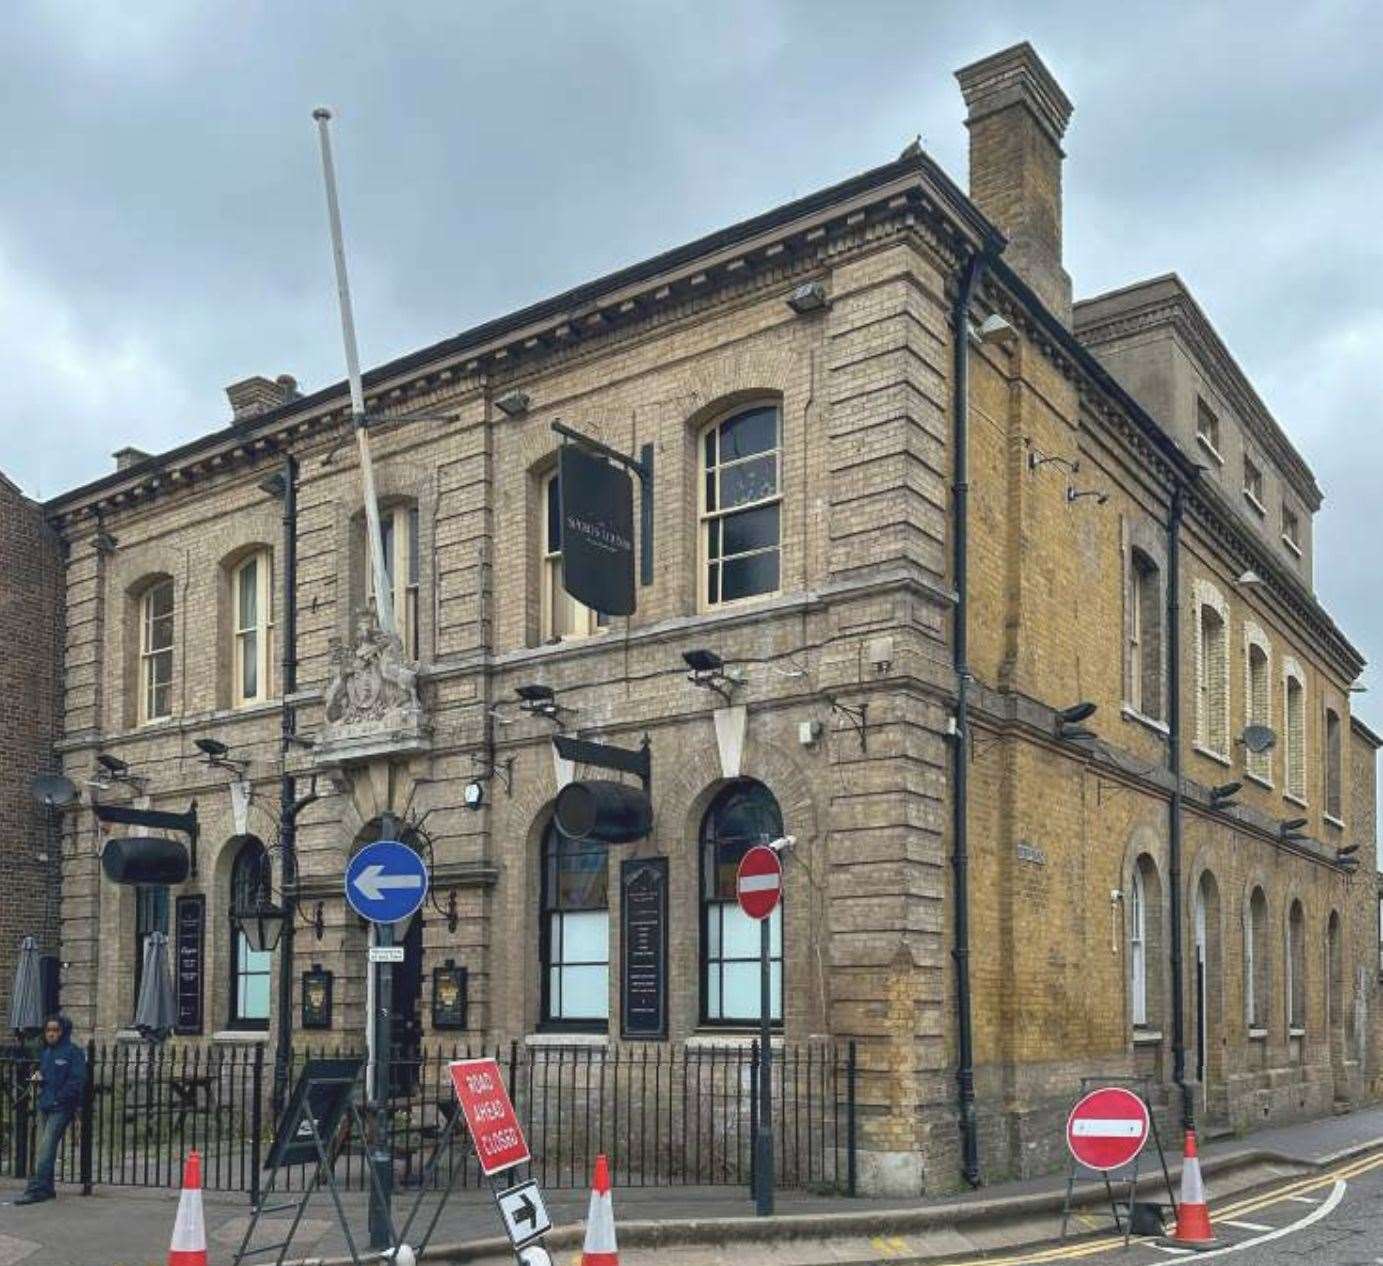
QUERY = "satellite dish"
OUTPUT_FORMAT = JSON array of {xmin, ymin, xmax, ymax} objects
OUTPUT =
[
  {"xmin": 1242, "ymin": 725, "xmax": 1277, "ymax": 754},
  {"xmin": 31, "ymin": 773, "xmax": 78, "ymax": 808}
]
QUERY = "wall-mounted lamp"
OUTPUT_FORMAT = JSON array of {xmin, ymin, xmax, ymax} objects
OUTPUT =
[
  {"xmin": 94, "ymin": 530, "xmax": 118, "ymax": 554},
  {"xmin": 94, "ymin": 752, "xmax": 145, "ymax": 788},
  {"xmin": 495, "ymin": 390, "xmax": 531, "ymax": 418},
  {"xmin": 1056, "ymin": 702, "xmax": 1098, "ymax": 742},
  {"xmin": 976, "ymin": 313, "xmax": 1016, "ymax": 344},
  {"xmin": 1210, "ymin": 780, "xmax": 1242, "ymax": 811},
  {"xmin": 194, "ymin": 736, "xmax": 247, "ymax": 775},
  {"xmin": 683, "ymin": 648, "xmax": 740, "ymax": 702},
  {"xmin": 515, "ymin": 682, "xmax": 571, "ymax": 725},
  {"xmin": 1279, "ymin": 816, "xmax": 1309, "ymax": 844},
  {"xmin": 1237, "ymin": 569, "xmax": 1264, "ymax": 588},
  {"xmin": 257, "ymin": 471, "xmax": 288, "ymax": 499},
  {"xmin": 1025, "ymin": 440, "xmax": 1078, "ymax": 476},
  {"xmin": 1066, "ymin": 485, "xmax": 1109, "ymax": 507},
  {"xmin": 785, "ymin": 282, "xmax": 829, "ymax": 314}
]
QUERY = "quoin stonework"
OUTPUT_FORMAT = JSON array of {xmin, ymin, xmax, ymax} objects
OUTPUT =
[{"xmin": 13, "ymin": 42, "xmax": 1378, "ymax": 1195}]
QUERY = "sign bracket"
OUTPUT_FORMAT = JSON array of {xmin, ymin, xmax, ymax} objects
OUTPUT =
[
  {"xmin": 551, "ymin": 733, "xmax": 652, "ymax": 794},
  {"xmin": 552, "ymin": 421, "xmax": 654, "ymax": 588}
]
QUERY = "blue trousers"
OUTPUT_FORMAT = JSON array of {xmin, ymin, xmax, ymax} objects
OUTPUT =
[{"xmin": 26, "ymin": 1107, "xmax": 74, "ymax": 1197}]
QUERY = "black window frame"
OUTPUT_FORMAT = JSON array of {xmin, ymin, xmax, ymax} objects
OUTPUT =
[
  {"xmin": 228, "ymin": 838, "xmax": 272, "ymax": 1032},
  {"xmin": 538, "ymin": 822, "xmax": 610, "ymax": 1032},
  {"xmin": 133, "ymin": 883, "xmax": 170, "ymax": 1002}
]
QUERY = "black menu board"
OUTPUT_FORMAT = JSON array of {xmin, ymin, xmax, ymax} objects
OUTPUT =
[
  {"xmin": 174, "ymin": 894, "xmax": 204, "ymax": 1035},
  {"xmin": 620, "ymin": 858, "xmax": 667, "ymax": 1039}
]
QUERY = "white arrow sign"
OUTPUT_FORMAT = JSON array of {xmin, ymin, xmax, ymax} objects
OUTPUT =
[{"xmin": 352, "ymin": 863, "xmax": 425, "ymax": 903}]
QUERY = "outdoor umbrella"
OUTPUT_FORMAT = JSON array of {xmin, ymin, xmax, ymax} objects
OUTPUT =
[
  {"xmin": 8, "ymin": 936, "xmax": 44, "ymax": 1037},
  {"xmin": 133, "ymin": 931, "xmax": 177, "ymax": 1042}
]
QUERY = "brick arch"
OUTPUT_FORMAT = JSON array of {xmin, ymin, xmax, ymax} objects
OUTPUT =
[
  {"xmin": 681, "ymin": 344, "xmax": 799, "ymax": 421},
  {"xmin": 112, "ymin": 547, "xmax": 188, "ymax": 729}
]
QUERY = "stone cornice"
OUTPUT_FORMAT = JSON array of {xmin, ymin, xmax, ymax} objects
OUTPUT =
[
  {"xmin": 1074, "ymin": 276, "xmax": 1321, "ymax": 510},
  {"xmin": 45, "ymin": 152, "xmax": 994, "ymax": 529}
]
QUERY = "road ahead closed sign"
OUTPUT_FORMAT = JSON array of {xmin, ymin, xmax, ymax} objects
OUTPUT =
[{"xmin": 449, "ymin": 1057, "xmax": 531, "ymax": 1176}]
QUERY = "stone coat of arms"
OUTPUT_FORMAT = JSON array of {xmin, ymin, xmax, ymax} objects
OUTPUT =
[{"xmin": 321, "ymin": 602, "xmax": 427, "ymax": 740}]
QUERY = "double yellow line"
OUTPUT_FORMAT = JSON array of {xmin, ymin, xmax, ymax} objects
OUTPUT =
[{"xmin": 916, "ymin": 1145, "xmax": 1383, "ymax": 1266}]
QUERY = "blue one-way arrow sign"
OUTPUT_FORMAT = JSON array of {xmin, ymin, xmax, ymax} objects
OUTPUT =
[{"xmin": 345, "ymin": 840, "xmax": 429, "ymax": 924}]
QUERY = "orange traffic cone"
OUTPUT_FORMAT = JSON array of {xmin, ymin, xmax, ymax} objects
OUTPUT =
[
  {"xmin": 581, "ymin": 1153, "xmax": 619, "ymax": 1266},
  {"xmin": 168, "ymin": 1150, "xmax": 208, "ymax": 1266},
  {"xmin": 1167, "ymin": 1129, "xmax": 1217, "ymax": 1249}
]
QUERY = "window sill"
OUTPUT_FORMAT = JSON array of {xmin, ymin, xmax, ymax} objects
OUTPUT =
[
  {"xmin": 1284, "ymin": 791, "xmax": 1308, "ymax": 809},
  {"xmin": 1248, "ymin": 1028, "xmax": 1268, "ymax": 1042},
  {"xmin": 1281, "ymin": 534, "xmax": 1302, "ymax": 558},
  {"xmin": 1245, "ymin": 771, "xmax": 1274, "ymax": 791},
  {"xmin": 1121, "ymin": 705, "xmax": 1169, "ymax": 737},
  {"xmin": 1196, "ymin": 433, "xmax": 1225, "ymax": 465},
  {"xmin": 1243, "ymin": 489, "xmax": 1267, "ymax": 518},
  {"xmin": 1193, "ymin": 743, "xmax": 1233, "ymax": 768},
  {"xmin": 525, "ymin": 1033, "xmax": 608, "ymax": 1048},
  {"xmin": 1132, "ymin": 1028, "xmax": 1163, "ymax": 1046},
  {"xmin": 686, "ymin": 1033, "xmax": 785, "ymax": 1049},
  {"xmin": 212, "ymin": 1030, "xmax": 269, "ymax": 1044},
  {"xmin": 1323, "ymin": 813, "xmax": 1345, "ymax": 831},
  {"xmin": 1289, "ymin": 1027, "xmax": 1306, "ymax": 1039}
]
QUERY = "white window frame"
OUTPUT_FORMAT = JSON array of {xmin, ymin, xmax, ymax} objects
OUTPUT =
[
  {"xmin": 232, "ymin": 551, "xmax": 273, "ymax": 707},
  {"xmin": 1283, "ymin": 658, "xmax": 1307, "ymax": 803},
  {"xmin": 1244, "ymin": 623, "xmax": 1273, "ymax": 785},
  {"xmin": 539, "ymin": 472, "xmax": 606, "ymax": 642},
  {"xmin": 1130, "ymin": 868, "xmax": 1147, "ymax": 1027},
  {"xmin": 1247, "ymin": 890, "xmax": 1265, "ymax": 1030},
  {"xmin": 139, "ymin": 579, "xmax": 175, "ymax": 724},
  {"xmin": 1193, "ymin": 580, "xmax": 1230, "ymax": 759},
  {"xmin": 368, "ymin": 504, "xmax": 421, "ymax": 659},
  {"xmin": 698, "ymin": 403, "xmax": 783, "ymax": 613}
]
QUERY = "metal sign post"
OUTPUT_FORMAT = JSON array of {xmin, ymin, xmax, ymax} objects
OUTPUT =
[{"xmin": 736, "ymin": 843, "xmax": 783, "ymax": 1217}]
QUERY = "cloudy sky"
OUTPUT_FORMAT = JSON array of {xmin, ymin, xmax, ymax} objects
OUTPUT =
[{"xmin": 2, "ymin": 1, "xmax": 1379, "ymax": 724}]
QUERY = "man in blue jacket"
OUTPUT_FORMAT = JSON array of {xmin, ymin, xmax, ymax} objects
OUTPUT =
[{"xmin": 15, "ymin": 1014, "xmax": 86, "ymax": 1205}]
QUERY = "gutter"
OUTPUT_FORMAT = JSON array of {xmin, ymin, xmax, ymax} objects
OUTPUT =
[{"xmin": 950, "ymin": 232, "xmax": 1005, "ymax": 1188}]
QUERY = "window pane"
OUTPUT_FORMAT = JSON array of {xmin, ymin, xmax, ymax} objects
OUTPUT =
[
  {"xmin": 556, "ymin": 965, "xmax": 608, "ymax": 1019},
  {"xmin": 720, "ymin": 905, "xmax": 760, "ymax": 958},
  {"xmin": 556, "ymin": 841, "xmax": 607, "ymax": 909},
  {"xmin": 152, "ymin": 648, "xmax": 172, "ymax": 687},
  {"xmin": 705, "ymin": 469, "xmax": 717, "ymax": 513},
  {"xmin": 241, "ymin": 630, "xmax": 258, "ymax": 699},
  {"xmin": 707, "ymin": 518, "xmax": 720, "ymax": 562},
  {"xmin": 722, "ymin": 504, "xmax": 779, "ymax": 557},
  {"xmin": 238, "ymin": 559, "xmax": 257, "ymax": 627},
  {"xmin": 707, "ymin": 970, "xmax": 721, "ymax": 1019},
  {"xmin": 706, "ymin": 562, "xmax": 719, "ymax": 606},
  {"xmin": 770, "ymin": 961, "xmax": 782, "ymax": 1021},
  {"xmin": 718, "ymin": 408, "xmax": 777, "ymax": 461},
  {"xmin": 559, "ymin": 910, "xmax": 608, "ymax": 964},
  {"xmin": 547, "ymin": 477, "xmax": 561, "ymax": 553},
  {"xmin": 721, "ymin": 551, "xmax": 779, "ymax": 602},
  {"xmin": 707, "ymin": 908, "xmax": 721, "ymax": 958},
  {"xmin": 149, "ymin": 580, "xmax": 173, "ymax": 621},
  {"xmin": 381, "ymin": 516, "xmax": 396, "ymax": 591},
  {"xmin": 719, "ymin": 455, "xmax": 777, "ymax": 510},
  {"xmin": 720, "ymin": 962, "xmax": 759, "ymax": 1019},
  {"xmin": 703, "ymin": 428, "xmax": 716, "ymax": 470}
]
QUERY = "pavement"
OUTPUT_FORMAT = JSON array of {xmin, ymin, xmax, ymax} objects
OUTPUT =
[{"xmin": 2, "ymin": 1106, "xmax": 1383, "ymax": 1266}]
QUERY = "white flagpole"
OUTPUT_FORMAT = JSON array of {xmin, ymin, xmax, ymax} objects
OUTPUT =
[{"xmin": 312, "ymin": 107, "xmax": 396, "ymax": 636}]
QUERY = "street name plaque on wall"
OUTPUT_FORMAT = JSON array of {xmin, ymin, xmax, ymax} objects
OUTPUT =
[
  {"xmin": 621, "ymin": 858, "xmax": 668, "ymax": 1039},
  {"xmin": 174, "ymin": 894, "xmax": 204, "ymax": 1036}
]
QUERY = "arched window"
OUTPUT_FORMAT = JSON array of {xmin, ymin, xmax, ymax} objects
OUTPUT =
[
  {"xmin": 1197, "ymin": 601, "xmax": 1228, "ymax": 755},
  {"xmin": 1128, "ymin": 549, "xmax": 1162, "ymax": 720},
  {"xmin": 367, "ymin": 504, "xmax": 421, "ymax": 659},
  {"xmin": 1246, "ymin": 640, "xmax": 1271, "ymax": 782},
  {"xmin": 1247, "ymin": 887, "xmax": 1269, "ymax": 1032},
  {"xmin": 232, "ymin": 550, "xmax": 273, "ymax": 706},
  {"xmin": 1284, "ymin": 670, "xmax": 1306, "ymax": 800},
  {"xmin": 699, "ymin": 404, "xmax": 781, "ymax": 610},
  {"xmin": 1129, "ymin": 867, "xmax": 1147, "ymax": 1026},
  {"xmin": 1287, "ymin": 900, "xmax": 1306, "ymax": 1032},
  {"xmin": 700, "ymin": 780, "xmax": 783, "ymax": 1025},
  {"xmin": 539, "ymin": 823, "xmax": 609, "ymax": 1027},
  {"xmin": 229, "ymin": 839, "xmax": 272, "ymax": 1030},
  {"xmin": 540, "ymin": 472, "xmax": 606, "ymax": 642},
  {"xmin": 1324, "ymin": 707, "xmax": 1342, "ymax": 821},
  {"xmin": 139, "ymin": 578, "xmax": 175, "ymax": 723}
]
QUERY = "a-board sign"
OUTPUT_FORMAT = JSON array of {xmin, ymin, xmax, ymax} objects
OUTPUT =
[
  {"xmin": 736, "ymin": 844, "xmax": 783, "ymax": 920},
  {"xmin": 448, "ymin": 1057, "xmax": 531, "ymax": 1175},
  {"xmin": 265, "ymin": 1057, "xmax": 364, "ymax": 1170},
  {"xmin": 495, "ymin": 1179, "xmax": 552, "ymax": 1247},
  {"xmin": 558, "ymin": 440, "xmax": 635, "ymax": 617},
  {"xmin": 1065, "ymin": 1086, "xmax": 1150, "ymax": 1171}
]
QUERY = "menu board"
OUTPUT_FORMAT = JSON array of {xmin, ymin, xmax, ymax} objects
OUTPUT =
[
  {"xmin": 620, "ymin": 858, "xmax": 667, "ymax": 1039},
  {"xmin": 174, "ymin": 894, "xmax": 204, "ymax": 1035}
]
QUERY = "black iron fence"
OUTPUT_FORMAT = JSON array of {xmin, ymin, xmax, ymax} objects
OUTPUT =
[{"xmin": 2, "ymin": 1040, "xmax": 856, "ymax": 1200}]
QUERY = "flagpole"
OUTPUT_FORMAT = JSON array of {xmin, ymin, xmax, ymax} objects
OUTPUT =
[{"xmin": 312, "ymin": 107, "xmax": 396, "ymax": 636}]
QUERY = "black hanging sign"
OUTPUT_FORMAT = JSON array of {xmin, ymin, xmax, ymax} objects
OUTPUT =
[
  {"xmin": 174, "ymin": 894, "xmax": 204, "ymax": 1036},
  {"xmin": 621, "ymin": 858, "xmax": 668, "ymax": 1039},
  {"xmin": 559, "ymin": 441, "xmax": 635, "ymax": 617}
]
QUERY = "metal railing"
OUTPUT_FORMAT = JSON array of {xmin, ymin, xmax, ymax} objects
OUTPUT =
[{"xmin": 2, "ymin": 1040, "xmax": 857, "ymax": 1200}]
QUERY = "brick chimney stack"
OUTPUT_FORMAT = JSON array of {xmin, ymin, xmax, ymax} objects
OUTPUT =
[
  {"xmin": 226, "ymin": 373, "xmax": 301, "ymax": 423},
  {"xmin": 956, "ymin": 43, "xmax": 1074, "ymax": 323}
]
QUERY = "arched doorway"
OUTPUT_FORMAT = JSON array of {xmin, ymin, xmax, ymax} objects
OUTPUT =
[{"xmin": 1194, "ymin": 871, "xmax": 1223, "ymax": 1120}]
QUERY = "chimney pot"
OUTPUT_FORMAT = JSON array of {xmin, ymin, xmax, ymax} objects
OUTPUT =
[
  {"xmin": 113, "ymin": 446, "xmax": 151, "ymax": 472},
  {"xmin": 956, "ymin": 42, "xmax": 1074, "ymax": 323}
]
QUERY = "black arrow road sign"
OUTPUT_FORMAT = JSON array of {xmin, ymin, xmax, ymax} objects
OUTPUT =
[{"xmin": 495, "ymin": 1179, "xmax": 552, "ymax": 1247}]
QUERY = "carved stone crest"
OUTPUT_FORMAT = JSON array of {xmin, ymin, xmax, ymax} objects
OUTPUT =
[{"xmin": 320, "ymin": 602, "xmax": 428, "ymax": 748}]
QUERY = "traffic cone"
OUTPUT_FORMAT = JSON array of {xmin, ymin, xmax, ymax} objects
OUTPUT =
[
  {"xmin": 1167, "ymin": 1129, "xmax": 1217, "ymax": 1249},
  {"xmin": 581, "ymin": 1153, "xmax": 619, "ymax": 1266},
  {"xmin": 168, "ymin": 1150, "xmax": 208, "ymax": 1266}
]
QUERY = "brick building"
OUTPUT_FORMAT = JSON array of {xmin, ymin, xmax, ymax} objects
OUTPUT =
[
  {"xmin": 0, "ymin": 470, "xmax": 63, "ymax": 1019},
  {"xmin": 39, "ymin": 43, "xmax": 1378, "ymax": 1193}
]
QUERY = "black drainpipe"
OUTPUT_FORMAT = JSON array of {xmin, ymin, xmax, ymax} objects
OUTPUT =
[
  {"xmin": 1166, "ymin": 480, "xmax": 1195, "ymax": 1133},
  {"xmin": 951, "ymin": 234, "xmax": 1002, "ymax": 1188}
]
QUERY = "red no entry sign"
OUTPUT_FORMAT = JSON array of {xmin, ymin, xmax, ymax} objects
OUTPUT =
[
  {"xmin": 1065, "ymin": 1086, "xmax": 1150, "ymax": 1171},
  {"xmin": 449, "ymin": 1057, "xmax": 531, "ymax": 1175},
  {"xmin": 736, "ymin": 845, "xmax": 783, "ymax": 920}
]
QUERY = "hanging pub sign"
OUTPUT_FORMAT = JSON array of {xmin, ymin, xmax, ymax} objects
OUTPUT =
[
  {"xmin": 174, "ymin": 895, "xmax": 205, "ymax": 1036},
  {"xmin": 621, "ymin": 858, "xmax": 668, "ymax": 1039},
  {"xmin": 558, "ymin": 441, "xmax": 635, "ymax": 617},
  {"xmin": 301, "ymin": 964, "xmax": 334, "ymax": 1030},
  {"xmin": 432, "ymin": 959, "xmax": 468, "ymax": 1031}
]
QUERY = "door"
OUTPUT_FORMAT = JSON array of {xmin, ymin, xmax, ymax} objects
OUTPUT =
[
  {"xmin": 390, "ymin": 913, "xmax": 425, "ymax": 1095},
  {"xmin": 1195, "ymin": 886, "xmax": 1207, "ymax": 1103}
]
